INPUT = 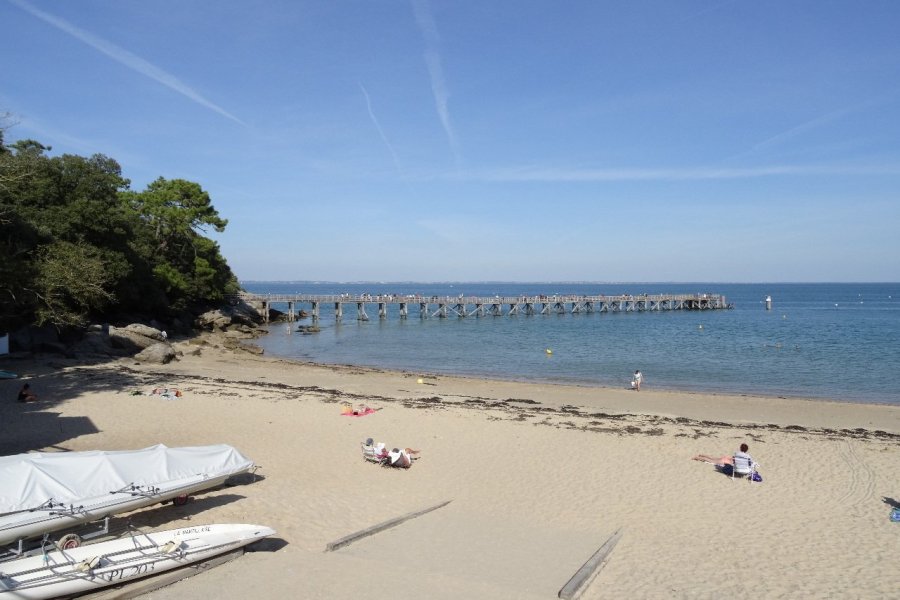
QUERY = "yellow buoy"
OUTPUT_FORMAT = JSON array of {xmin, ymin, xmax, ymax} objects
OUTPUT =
[{"xmin": 545, "ymin": 348, "xmax": 552, "ymax": 355}]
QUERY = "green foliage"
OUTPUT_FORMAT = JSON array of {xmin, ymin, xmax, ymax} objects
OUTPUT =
[
  {"xmin": 32, "ymin": 241, "xmax": 115, "ymax": 327},
  {"xmin": 0, "ymin": 135, "xmax": 238, "ymax": 331},
  {"xmin": 126, "ymin": 177, "xmax": 237, "ymax": 309}
]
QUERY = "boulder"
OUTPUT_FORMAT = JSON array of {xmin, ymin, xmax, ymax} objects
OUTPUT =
[
  {"xmin": 10, "ymin": 324, "xmax": 59, "ymax": 353},
  {"xmin": 196, "ymin": 309, "xmax": 233, "ymax": 331},
  {"xmin": 224, "ymin": 329, "xmax": 254, "ymax": 339},
  {"xmin": 69, "ymin": 331, "xmax": 121, "ymax": 357},
  {"xmin": 108, "ymin": 325, "xmax": 159, "ymax": 352},
  {"xmin": 123, "ymin": 323, "xmax": 167, "ymax": 341},
  {"xmin": 196, "ymin": 302, "xmax": 264, "ymax": 331},
  {"xmin": 134, "ymin": 342, "xmax": 176, "ymax": 364},
  {"xmin": 238, "ymin": 342, "xmax": 264, "ymax": 355}
]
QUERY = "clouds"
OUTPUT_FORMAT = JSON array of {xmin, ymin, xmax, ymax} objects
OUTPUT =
[
  {"xmin": 359, "ymin": 82, "xmax": 405, "ymax": 179},
  {"xmin": 460, "ymin": 163, "xmax": 900, "ymax": 183},
  {"xmin": 8, "ymin": 0, "xmax": 244, "ymax": 126},
  {"xmin": 411, "ymin": 0, "xmax": 460, "ymax": 165}
]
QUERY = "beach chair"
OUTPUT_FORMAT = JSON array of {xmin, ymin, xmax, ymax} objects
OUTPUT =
[
  {"xmin": 732, "ymin": 453, "xmax": 759, "ymax": 482},
  {"xmin": 361, "ymin": 441, "xmax": 387, "ymax": 465}
]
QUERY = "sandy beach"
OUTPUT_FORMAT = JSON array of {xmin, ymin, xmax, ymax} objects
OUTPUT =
[{"xmin": 2, "ymin": 338, "xmax": 898, "ymax": 599}]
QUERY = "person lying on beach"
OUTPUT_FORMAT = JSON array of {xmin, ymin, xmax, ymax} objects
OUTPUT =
[
  {"xmin": 386, "ymin": 447, "xmax": 420, "ymax": 469},
  {"xmin": 17, "ymin": 383, "xmax": 37, "ymax": 402},
  {"xmin": 342, "ymin": 403, "xmax": 377, "ymax": 416}
]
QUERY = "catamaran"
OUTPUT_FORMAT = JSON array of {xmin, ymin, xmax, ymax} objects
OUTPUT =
[
  {"xmin": 0, "ymin": 444, "xmax": 255, "ymax": 556},
  {"xmin": 0, "ymin": 523, "xmax": 275, "ymax": 599}
]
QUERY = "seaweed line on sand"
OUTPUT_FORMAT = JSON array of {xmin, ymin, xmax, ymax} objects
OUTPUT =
[{"xmin": 98, "ymin": 365, "xmax": 900, "ymax": 444}]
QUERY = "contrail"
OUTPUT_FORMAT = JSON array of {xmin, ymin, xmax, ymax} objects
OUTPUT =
[
  {"xmin": 466, "ymin": 163, "xmax": 900, "ymax": 182},
  {"xmin": 8, "ymin": 0, "xmax": 244, "ymax": 125},
  {"xmin": 411, "ymin": 0, "xmax": 460, "ymax": 164},
  {"xmin": 359, "ymin": 83, "xmax": 405, "ymax": 179},
  {"xmin": 748, "ymin": 104, "xmax": 864, "ymax": 154}
]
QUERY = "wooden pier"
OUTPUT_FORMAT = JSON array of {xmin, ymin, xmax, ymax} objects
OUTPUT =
[{"xmin": 234, "ymin": 292, "xmax": 732, "ymax": 322}]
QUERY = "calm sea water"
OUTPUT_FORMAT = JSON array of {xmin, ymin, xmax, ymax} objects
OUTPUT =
[{"xmin": 241, "ymin": 282, "xmax": 900, "ymax": 406}]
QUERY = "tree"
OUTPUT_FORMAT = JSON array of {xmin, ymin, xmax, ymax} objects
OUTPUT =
[
  {"xmin": 0, "ymin": 132, "xmax": 239, "ymax": 331},
  {"xmin": 31, "ymin": 241, "xmax": 115, "ymax": 327},
  {"xmin": 126, "ymin": 177, "xmax": 237, "ymax": 309}
]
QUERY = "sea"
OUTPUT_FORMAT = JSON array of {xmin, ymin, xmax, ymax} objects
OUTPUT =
[{"xmin": 240, "ymin": 282, "xmax": 900, "ymax": 406}]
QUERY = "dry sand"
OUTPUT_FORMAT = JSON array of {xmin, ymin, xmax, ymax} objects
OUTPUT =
[{"xmin": 1, "ymin": 338, "xmax": 899, "ymax": 599}]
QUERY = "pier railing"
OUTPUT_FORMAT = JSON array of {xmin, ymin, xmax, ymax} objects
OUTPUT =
[{"xmin": 232, "ymin": 292, "xmax": 731, "ymax": 322}]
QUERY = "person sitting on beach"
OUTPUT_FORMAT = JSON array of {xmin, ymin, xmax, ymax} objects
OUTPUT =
[
  {"xmin": 17, "ymin": 383, "xmax": 37, "ymax": 403},
  {"xmin": 386, "ymin": 447, "xmax": 420, "ymax": 469},
  {"xmin": 692, "ymin": 453, "xmax": 734, "ymax": 466},
  {"xmin": 693, "ymin": 443, "xmax": 755, "ymax": 471}
]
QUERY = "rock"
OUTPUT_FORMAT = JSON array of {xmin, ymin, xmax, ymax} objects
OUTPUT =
[
  {"xmin": 224, "ymin": 329, "xmax": 253, "ymax": 340},
  {"xmin": 196, "ymin": 301, "xmax": 265, "ymax": 331},
  {"xmin": 238, "ymin": 343, "xmax": 264, "ymax": 355},
  {"xmin": 123, "ymin": 323, "xmax": 167, "ymax": 341},
  {"xmin": 134, "ymin": 342, "xmax": 176, "ymax": 364},
  {"xmin": 108, "ymin": 326, "xmax": 159, "ymax": 352},
  {"xmin": 37, "ymin": 341, "xmax": 69, "ymax": 355},
  {"xmin": 69, "ymin": 332, "xmax": 127, "ymax": 357},
  {"xmin": 10, "ymin": 324, "xmax": 59, "ymax": 353},
  {"xmin": 196, "ymin": 309, "xmax": 233, "ymax": 331}
]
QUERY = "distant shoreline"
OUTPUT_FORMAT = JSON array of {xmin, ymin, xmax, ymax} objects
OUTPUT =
[
  {"xmin": 194, "ymin": 340, "xmax": 900, "ymax": 435},
  {"xmin": 250, "ymin": 341, "xmax": 900, "ymax": 408}
]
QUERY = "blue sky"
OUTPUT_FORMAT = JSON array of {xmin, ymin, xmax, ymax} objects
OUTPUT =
[{"xmin": 2, "ymin": 0, "xmax": 899, "ymax": 283}]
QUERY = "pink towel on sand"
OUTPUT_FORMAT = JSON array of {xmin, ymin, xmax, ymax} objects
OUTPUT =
[{"xmin": 342, "ymin": 408, "xmax": 376, "ymax": 417}]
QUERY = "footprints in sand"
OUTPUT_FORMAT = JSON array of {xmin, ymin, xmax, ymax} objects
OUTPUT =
[{"xmin": 835, "ymin": 440, "xmax": 876, "ymax": 510}]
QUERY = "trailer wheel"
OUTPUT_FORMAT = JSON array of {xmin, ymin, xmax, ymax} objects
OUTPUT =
[
  {"xmin": 172, "ymin": 494, "xmax": 190, "ymax": 506},
  {"xmin": 57, "ymin": 533, "xmax": 82, "ymax": 550}
]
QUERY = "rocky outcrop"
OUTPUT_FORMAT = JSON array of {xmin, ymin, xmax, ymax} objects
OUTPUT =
[
  {"xmin": 219, "ymin": 335, "xmax": 264, "ymax": 355},
  {"xmin": 67, "ymin": 324, "xmax": 175, "ymax": 361},
  {"xmin": 196, "ymin": 299, "xmax": 264, "ymax": 332},
  {"xmin": 9, "ymin": 301, "xmax": 257, "ymax": 360},
  {"xmin": 108, "ymin": 325, "xmax": 164, "ymax": 353},
  {"xmin": 134, "ymin": 342, "xmax": 177, "ymax": 364},
  {"xmin": 69, "ymin": 331, "xmax": 129, "ymax": 357},
  {"xmin": 9, "ymin": 324, "xmax": 63, "ymax": 354}
]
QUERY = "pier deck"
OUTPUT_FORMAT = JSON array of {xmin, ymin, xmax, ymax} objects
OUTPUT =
[{"xmin": 234, "ymin": 292, "xmax": 732, "ymax": 322}]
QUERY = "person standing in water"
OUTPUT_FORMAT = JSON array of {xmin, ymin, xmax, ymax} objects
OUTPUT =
[{"xmin": 632, "ymin": 370, "xmax": 643, "ymax": 391}]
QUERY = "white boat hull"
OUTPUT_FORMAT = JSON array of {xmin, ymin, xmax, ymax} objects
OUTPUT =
[
  {"xmin": 0, "ymin": 523, "xmax": 275, "ymax": 599},
  {"xmin": 1, "ymin": 471, "xmax": 240, "ymax": 546},
  {"xmin": 0, "ymin": 445, "xmax": 255, "ymax": 547}
]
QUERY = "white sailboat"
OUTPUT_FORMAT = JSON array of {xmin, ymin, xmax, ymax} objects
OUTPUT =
[
  {"xmin": 0, "ymin": 445, "xmax": 255, "ymax": 552},
  {"xmin": 0, "ymin": 523, "xmax": 275, "ymax": 599}
]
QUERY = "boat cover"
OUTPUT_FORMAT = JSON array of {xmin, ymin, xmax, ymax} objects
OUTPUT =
[{"xmin": 0, "ymin": 444, "xmax": 254, "ymax": 515}]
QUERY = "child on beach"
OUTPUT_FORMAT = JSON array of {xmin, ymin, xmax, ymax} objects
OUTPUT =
[{"xmin": 17, "ymin": 383, "xmax": 37, "ymax": 402}]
